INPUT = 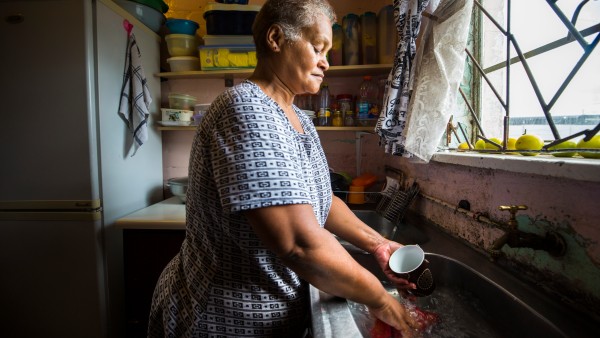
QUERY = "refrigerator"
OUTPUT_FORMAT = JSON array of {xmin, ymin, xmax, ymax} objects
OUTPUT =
[{"xmin": 0, "ymin": 1, "xmax": 163, "ymax": 337}]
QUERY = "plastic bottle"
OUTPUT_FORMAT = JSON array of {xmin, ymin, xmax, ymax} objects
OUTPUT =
[
  {"xmin": 329, "ymin": 23, "xmax": 343, "ymax": 66},
  {"xmin": 361, "ymin": 12, "xmax": 377, "ymax": 64},
  {"xmin": 377, "ymin": 5, "xmax": 396, "ymax": 64},
  {"xmin": 318, "ymin": 84, "xmax": 332, "ymax": 126},
  {"xmin": 357, "ymin": 76, "xmax": 378, "ymax": 126},
  {"xmin": 342, "ymin": 14, "xmax": 360, "ymax": 65}
]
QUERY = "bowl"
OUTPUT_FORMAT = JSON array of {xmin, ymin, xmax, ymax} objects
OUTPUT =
[
  {"xmin": 161, "ymin": 108, "xmax": 194, "ymax": 122},
  {"xmin": 165, "ymin": 34, "xmax": 198, "ymax": 56},
  {"xmin": 168, "ymin": 93, "xmax": 197, "ymax": 110},
  {"xmin": 168, "ymin": 177, "xmax": 188, "ymax": 203},
  {"xmin": 167, "ymin": 56, "xmax": 200, "ymax": 72},
  {"xmin": 166, "ymin": 18, "xmax": 199, "ymax": 35},
  {"xmin": 114, "ymin": 0, "xmax": 165, "ymax": 33}
]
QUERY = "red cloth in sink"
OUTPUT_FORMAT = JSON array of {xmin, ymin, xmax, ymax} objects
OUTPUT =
[{"xmin": 370, "ymin": 307, "xmax": 439, "ymax": 338}]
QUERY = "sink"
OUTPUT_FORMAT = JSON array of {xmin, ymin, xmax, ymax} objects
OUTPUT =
[{"xmin": 310, "ymin": 210, "xmax": 600, "ymax": 338}]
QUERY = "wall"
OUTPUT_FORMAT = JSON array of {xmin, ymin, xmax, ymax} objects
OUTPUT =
[{"xmin": 387, "ymin": 155, "xmax": 600, "ymax": 317}]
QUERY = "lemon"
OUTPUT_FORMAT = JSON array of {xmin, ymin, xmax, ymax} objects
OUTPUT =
[
  {"xmin": 577, "ymin": 135, "xmax": 600, "ymax": 159},
  {"xmin": 503, "ymin": 137, "xmax": 518, "ymax": 154},
  {"xmin": 485, "ymin": 137, "xmax": 502, "ymax": 151},
  {"xmin": 457, "ymin": 142, "xmax": 469, "ymax": 151},
  {"xmin": 474, "ymin": 138, "xmax": 501, "ymax": 152},
  {"xmin": 548, "ymin": 140, "xmax": 577, "ymax": 157},
  {"xmin": 474, "ymin": 139, "xmax": 485, "ymax": 151},
  {"xmin": 515, "ymin": 134, "xmax": 544, "ymax": 156}
]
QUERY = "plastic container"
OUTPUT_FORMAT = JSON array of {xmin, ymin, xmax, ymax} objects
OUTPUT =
[
  {"xmin": 203, "ymin": 3, "xmax": 261, "ymax": 35},
  {"xmin": 193, "ymin": 103, "xmax": 210, "ymax": 125},
  {"xmin": 342, "ymin": 14, "xmax": 360, "ymax": 65},
  {"xmin": 329, "ymin": 23, "xmax": 343, "ymax": 66},
  {"xmin": 161, "ymin": 108, "xmax": 194, "ymax": 122},
  {"xmin": 203, "ymin": 35, "xmax": 254, "ymax": 46},
  {"xmin": 167, "ymin": 56, "xmax": 200, "ymax": 71},
  {"xmin": 318, "ymin": 84, "xmax": 332, "ymax": 126},
  {"xmin": 199, "ymin": 45, "xmax": 257, "ymax": 70},
  {"xmin": 348, "ymin": 185, "xmax": 365, "ymax": 204},
  {"xmin": 360, "ymin": 12, "xmax": 377, "ymax": 64},
  {"xmin": 357, "ymin": 76, "xmax": 379, "ymax": 126},
  {"xmin": 130, "ymin": 0, "xmax": 168, "ymax": 13},
  {"xmin": 377, "ymin": 5, "xmax": 396, "ymax": 64},
  {"xmin": 114, "ymin": 0, "xmax": 165, "ymax": 33},
  {"xmin": 168, "ymin": 93, "xmax": 197, "ymax": 110},
  {"xmin": 165, "ymin": 34, "xmax": 198, "ymax": 56},
  {"xmin": 166, "ymin": 18, "xmax": 199, "ymax": 35}
]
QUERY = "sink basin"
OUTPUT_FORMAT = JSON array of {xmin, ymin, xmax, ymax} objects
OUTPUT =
[{"xmin": 310, "ymin": 210, "xmax": 599, "ymax": 338}]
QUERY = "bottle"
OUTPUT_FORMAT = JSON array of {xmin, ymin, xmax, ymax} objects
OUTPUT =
[
  {"xmin": 342, "ymin": 14, "xmax": 360, "ymax": 65},
  {"xmin": 357, "ymin": 76, "xmax": 378, "ymax": 126},
  {"xmin": 360, "ymin": 12, "xmax": 377, "ymax": 64},
  {"xmin": 318, "ymin": 84, "xmax": 331, "ymax": 126},
  {"xmin": 329, "ymin": 23, "xmax": 343, "ymax": 66},
  {"xmin": 377, "ymin": 5, "xmax": 396, "ymax": 64}
]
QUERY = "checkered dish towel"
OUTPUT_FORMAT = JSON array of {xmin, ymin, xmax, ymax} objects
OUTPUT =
[{"xmin": 118, "ymin": 32, "xmax": 152, "ymax": 156}]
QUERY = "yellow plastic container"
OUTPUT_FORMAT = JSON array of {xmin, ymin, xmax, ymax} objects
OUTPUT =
[{"xmin": 199, "ymin": 45, "xmax": 257, "ymax": 70}]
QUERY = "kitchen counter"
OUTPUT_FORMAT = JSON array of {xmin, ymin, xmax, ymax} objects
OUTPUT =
[{"xmin": 115, "ymin": 197, "xmax": 185, "ymax": 230}]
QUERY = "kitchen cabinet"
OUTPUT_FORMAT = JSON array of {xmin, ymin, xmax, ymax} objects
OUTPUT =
[{"xmin": 123, "ymin": 229, "xmax": 185, "ymax": 338}]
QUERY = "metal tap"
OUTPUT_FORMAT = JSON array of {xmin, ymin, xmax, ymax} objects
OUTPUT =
[{"xmin": 489, "ymin": 205, "xmax": 567, "ymax": 260}]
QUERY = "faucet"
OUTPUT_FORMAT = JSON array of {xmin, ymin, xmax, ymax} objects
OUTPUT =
[{"xmin": 489, "ymin": 205, "xmax": 567, "ymax": 260}]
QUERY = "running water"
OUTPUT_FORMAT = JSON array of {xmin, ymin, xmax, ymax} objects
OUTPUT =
[{"xmin": 348, "ymin": 282, "xmax": 503, "ymax": 338}]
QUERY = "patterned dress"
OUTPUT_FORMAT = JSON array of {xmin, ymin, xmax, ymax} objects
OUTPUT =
[{"xmin": 148, "ymin": 80, "xmax": 332, "ymax": 337}]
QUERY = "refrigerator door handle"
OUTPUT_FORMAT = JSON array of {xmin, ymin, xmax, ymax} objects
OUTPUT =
[{"xmin": 0, "ymin": 200, "xmax": 102, "ymax": 221}]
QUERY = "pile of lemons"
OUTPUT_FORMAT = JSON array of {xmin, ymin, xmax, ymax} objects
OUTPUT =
[{"xmin": 458, "ymin": 134, "xmax": 600, "ymax": 159}]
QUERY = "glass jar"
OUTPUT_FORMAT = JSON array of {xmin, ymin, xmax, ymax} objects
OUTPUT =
[
  {"xmin": 345, "ymin": 110, "xmax": 355, "ymax": 126},
  {"xmin": 332, "ymin": 110, "xmax": 343, "ymax": 127}
]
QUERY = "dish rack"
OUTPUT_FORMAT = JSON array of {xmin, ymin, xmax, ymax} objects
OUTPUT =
[{"xmin": 375, "ymin": 181, "xmax": 420, "ymax": 224}]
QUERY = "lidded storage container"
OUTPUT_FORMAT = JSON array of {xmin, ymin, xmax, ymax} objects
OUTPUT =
[{"xmin": 203, "ymin": 3, "xmax": 261, "ymax": 35}]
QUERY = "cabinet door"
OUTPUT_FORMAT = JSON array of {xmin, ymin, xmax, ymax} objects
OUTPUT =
[{"xmin": 123, "ymin": 229, "xmax": 185, "ymax": 338}]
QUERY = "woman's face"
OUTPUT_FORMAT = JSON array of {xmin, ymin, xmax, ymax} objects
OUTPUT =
[{"xmin": 279, "ymin": 14, "xmax": 332, "ymax": 95}]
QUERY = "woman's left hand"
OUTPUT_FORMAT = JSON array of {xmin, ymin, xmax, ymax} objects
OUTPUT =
[{"xmin": 372, "ymin": 241, "xmax": 416, "ymax": 297}]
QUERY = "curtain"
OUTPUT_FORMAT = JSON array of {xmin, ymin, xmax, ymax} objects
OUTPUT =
[{"xmin": 376, "ymin": 0, "xmax": 474, "ymax": 163}]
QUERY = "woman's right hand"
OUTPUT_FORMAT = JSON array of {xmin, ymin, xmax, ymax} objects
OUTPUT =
[{"xmin": 367, "ymin": 293, "xmax": 422, "ymax": 338}]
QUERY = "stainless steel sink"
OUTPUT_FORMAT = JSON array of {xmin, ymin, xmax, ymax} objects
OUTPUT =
[{"xmin": 310, "ymin": 210, "xmax": 600, "ymax": 338}]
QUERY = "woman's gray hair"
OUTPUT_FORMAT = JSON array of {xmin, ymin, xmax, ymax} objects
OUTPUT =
[{"xmin": 252, "ymin": 0, "xmax": 336, "ymax": 58}]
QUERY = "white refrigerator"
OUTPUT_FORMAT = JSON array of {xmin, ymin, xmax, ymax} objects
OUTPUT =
[{"xmin": 0, "ymin": 1, "xmax": 163, "ymax": 337}]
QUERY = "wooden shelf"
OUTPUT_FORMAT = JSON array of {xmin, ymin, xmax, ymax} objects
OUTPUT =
[
  {"xmin": 156, "ymin": 125, "xmax": 376, "ymax": 132},
  {"xmin": 156, "ymin": 64, "xmax": 392, "ymax": 80}
]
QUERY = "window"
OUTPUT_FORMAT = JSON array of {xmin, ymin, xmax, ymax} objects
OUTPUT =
[{"xmin": 474, "ymin": 0, "xmax": 599, "ymax": 145}]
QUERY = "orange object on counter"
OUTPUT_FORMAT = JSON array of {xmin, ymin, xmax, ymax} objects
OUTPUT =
[
  {"xmin": 351, "ymin": 173, "xmax": 377, "ymax": 187},
  {"xmin": 347, "ymin": 185, "xmax": 365, "ymax": 204}
]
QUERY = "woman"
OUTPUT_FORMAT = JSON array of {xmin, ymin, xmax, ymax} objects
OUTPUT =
[{"xmin": 148, "ymin": 0, "xmax": 420, "ymax": 336}]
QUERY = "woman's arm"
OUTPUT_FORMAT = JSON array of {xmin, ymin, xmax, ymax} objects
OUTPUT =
[
  {"xmin": 244, "ymin": 203, "xmax": 419, "ymax": 333},
  {"xmin": 325, "ymin": 196, "xmax": 416, "ymax": 291}
]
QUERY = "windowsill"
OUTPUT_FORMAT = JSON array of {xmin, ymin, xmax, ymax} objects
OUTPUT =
[{"xmin": 431, "ymin": 151, "xmax": 600, "ymax": 183}]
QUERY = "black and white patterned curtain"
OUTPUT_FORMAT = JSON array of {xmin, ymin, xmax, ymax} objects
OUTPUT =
[
  {"xmin": 375, "ymin": 0, "xmax": 430, "ymax": 157},
  {"xmin": 376, "ymin": 0, "xmax": 474, "ymax": 162}
]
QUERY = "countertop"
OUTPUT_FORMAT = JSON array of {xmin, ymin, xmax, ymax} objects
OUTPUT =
[{"xmin": 115, "ymin": 197, "xmax": 186, "ymax": 230}]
